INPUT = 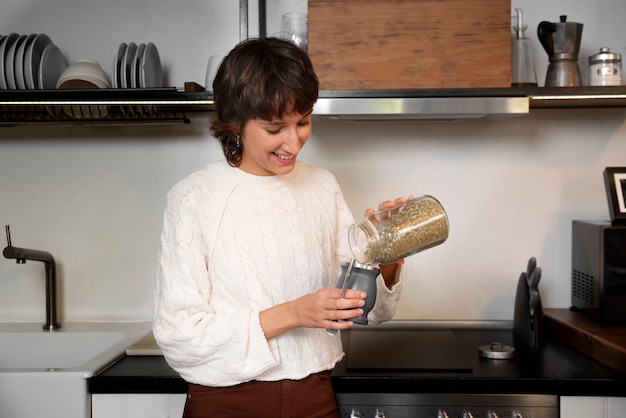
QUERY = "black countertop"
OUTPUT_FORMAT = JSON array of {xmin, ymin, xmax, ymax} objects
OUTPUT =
[{"xmin": 89, "ymin": 326, "xmax": 626, "ymax": 397}]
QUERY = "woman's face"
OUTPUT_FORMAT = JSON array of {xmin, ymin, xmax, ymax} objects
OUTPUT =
[{"xmin": 238, "ymin": 110, "xmax": 312, "ymax": 176}]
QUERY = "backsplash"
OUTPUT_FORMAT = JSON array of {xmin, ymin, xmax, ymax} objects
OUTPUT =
[{"xmin": 1, "ymin": 0, "xmax": 626, "ymax": 322}]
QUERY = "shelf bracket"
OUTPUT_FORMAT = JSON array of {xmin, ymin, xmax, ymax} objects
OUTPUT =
[{"xmin": 240, "ymin": 0, "xmax": 249, "ymax": 41}]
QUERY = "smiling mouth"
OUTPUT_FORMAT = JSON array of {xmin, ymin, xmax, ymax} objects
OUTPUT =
[{"xmin": 273, "ymin": 152, "xmax": 294, "ymax": 161}]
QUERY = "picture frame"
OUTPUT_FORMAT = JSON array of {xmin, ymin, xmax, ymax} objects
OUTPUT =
[{"xmin": 603, "ymin": 167, "xmax": 626, "ymax": 224}]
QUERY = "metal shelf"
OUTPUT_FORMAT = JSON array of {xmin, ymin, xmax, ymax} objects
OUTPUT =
[
  {"xmin": 0, "ymin": 86, "xmax": 214, "ymax": 127},
  {"xmin": 2, "ymin": 85, "xmax": 626, "ymax": 127},
  {"xmin": 526, "ymin": 86, "xmax": 626, "ymax": 108},
  {"xmin": 320, "ymin": 86, "xmax": 626, "ymax": 108},
  {"xmin": 313, "ymin": 86, "xmax": 626, "ymax": 121}
]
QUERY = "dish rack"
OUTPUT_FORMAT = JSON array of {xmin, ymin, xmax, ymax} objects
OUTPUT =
[{"xmin": 0, "ymin": 83, "xmax": 213, "ymax": 127}]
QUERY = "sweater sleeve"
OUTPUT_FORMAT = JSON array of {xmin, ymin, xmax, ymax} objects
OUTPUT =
[
  {"xmin": 153, "ymin": 183, "xmax": 278, "ymax": 386},
  {"xmin": 368, "ymin": 271, "xmax": 403, "ymax": 325}
]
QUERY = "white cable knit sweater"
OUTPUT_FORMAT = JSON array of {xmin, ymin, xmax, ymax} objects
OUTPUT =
[{"xmin": 153, "ymin": 160, "xmax": 402, "ymax": 387}]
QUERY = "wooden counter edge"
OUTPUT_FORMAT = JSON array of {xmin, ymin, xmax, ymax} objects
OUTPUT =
[{"xmin": 544, "ymin": 308, "xmax": 626, "ymax": 376}]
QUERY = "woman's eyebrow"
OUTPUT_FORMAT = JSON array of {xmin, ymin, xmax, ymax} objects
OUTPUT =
[
  {"xmin": 259, "ymin": 119, "xmax": 285, "ymax": 126},
  {"xmin": 259, "ymin": 111, "xmax": 313, "ymax": 125}
]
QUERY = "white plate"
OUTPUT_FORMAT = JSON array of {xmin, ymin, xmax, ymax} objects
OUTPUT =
[
  {"xmin": 24, "ymin": 33, "xmax": 52, "ymax": 89},
  {"xmin": 0, "ymin": 35, "xmax": 4, "ymax": 87},
  {"xmin": 131, "ymin": 44, "xmax": 146, "ymax": 115},
  {"xmin": 120, "ymin": 42, "xmax": 137, "ymax": 89},
  {"xmin": 38, "ymin": 43, "xmax": 67, "ymax": 89},
  {"xmin": 140, "ymin": 42, "xmax": 162, "ymax": 88},
  {"xmin": 1, "ymin": 34, "xmax": 20, "ymax": 90},
  {"xmin": 112, "ymin": 42, "xmax": 127, "ymax": 88},
  {"xmin": 131, "ymin": 43, "xmax": 145, "ymax": 88},
  {"xmin": 0, "ymin": 35, "xmax": 8, "ymax": 89},
  {"xmin": 15, "ymin": 33, "xmax": 36, "ymax": 89},
  {"xmin": 5, "ymin": 34, "xmax": 27, "ymax": 89}
]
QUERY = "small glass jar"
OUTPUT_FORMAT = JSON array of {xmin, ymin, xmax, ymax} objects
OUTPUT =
[
  {"xmin": 588, "ymin": 47, "xmax": 622, "ymax": 86},
  {"xmin": 348, "ymin": 195, "xmax": 449, "ymax": 265}
]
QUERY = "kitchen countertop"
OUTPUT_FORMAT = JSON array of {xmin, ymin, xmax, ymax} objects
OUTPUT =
[{"xmin": 89, "ymin": 321, "xmax": 626, "ymax": 397}]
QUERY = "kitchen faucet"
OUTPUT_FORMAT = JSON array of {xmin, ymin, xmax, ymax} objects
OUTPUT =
[{"xmin": 2, "ymin": 225, "xmax": 61, "ymax": 331}]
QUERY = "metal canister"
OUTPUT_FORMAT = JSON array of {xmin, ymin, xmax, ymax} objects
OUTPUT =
[{"xmin": 588, "ymin": 47, "xmax": 622, "ymax": 86}]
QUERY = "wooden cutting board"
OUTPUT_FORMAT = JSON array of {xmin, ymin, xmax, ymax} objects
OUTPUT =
[
  {"xmin": 544, "ymin": 308, "xmax": 626, "ymax": 375},
  {"xmin": 125, "ymin": 331, "xmax": 163, "ymax": 356}
]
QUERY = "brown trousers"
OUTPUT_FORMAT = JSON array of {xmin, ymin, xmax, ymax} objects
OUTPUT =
[{"xmin": 182, "ymin": 371, "xmax": 341, "ymax": 418}]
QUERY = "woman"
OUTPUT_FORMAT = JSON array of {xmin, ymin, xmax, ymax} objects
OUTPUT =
[{"xmin": 153, "ymin": 37, "xmax": 405, "ymax": 418}]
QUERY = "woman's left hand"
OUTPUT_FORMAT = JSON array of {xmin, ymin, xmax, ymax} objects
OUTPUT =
[
  {"xmin": 363, "ymin": 194, "xmax": 414, "ymax": 218},
  {"xmin": 363, "ymin": 194, "xmax": 414, "ymax": 288}
]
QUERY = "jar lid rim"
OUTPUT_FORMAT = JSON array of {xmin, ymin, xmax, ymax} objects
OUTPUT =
[{"xmin": 589, "ymin": 47, "xmax": 622, "ymax": 62}]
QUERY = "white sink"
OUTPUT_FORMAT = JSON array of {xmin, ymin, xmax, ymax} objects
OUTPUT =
[
  {"xmin": 0, "ymin": 331, "xmax": 127, "ymax": 370},
  {"xmin": 0, "ymin": 322, "xmax": 152, "ymax": 418}
]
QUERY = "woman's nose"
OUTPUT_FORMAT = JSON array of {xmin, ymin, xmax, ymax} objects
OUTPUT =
[{"xmin": 283, "ymin": 127, "xmax": 302, "ymax": 151}]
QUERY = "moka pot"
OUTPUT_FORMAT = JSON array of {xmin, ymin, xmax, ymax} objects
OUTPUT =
[{"xmin": 537, "ymin": 15, "xmax": 583, "ymax": 87}]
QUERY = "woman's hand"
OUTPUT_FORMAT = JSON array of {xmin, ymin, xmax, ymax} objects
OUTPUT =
[
  {"xmin": 363, "ymin": 195, "xmax": 414, "ymax": 288},
  {"xmin": 300, "ymin": 288, "xmax": 367, "ymax": 332},
  {"xmin": 364, "ymin": 194, "xmax": 415, "ymax": 218},
  {"xmin": 259, "ymin": 288, "xmax": 366, "ymax": 339}
]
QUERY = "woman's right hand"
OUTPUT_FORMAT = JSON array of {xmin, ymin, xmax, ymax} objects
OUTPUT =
[{"xmin": 259, "ymin": 288, "xmax": 366, "ymax": 339}]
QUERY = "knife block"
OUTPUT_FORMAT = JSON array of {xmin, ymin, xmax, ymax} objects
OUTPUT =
[{"xmin": 513, "ymin": 270, "xmax": 546, "ymax": 352}]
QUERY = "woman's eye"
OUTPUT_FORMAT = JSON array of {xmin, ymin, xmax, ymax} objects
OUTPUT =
[{"xmin": 267, "ymin": 129, "xmax": 281, "ymax": 135}]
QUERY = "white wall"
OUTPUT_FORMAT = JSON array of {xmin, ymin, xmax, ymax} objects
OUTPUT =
[{"xmin": 1, "ymin": 0, "xmax": 626, "ymax": 322}]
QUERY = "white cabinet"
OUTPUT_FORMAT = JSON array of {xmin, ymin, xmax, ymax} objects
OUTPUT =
[
  {"xmin": 92, "ymin": 394, "xmax": 186, "ymax": 418},
  {"xmin": 606, "ymin": 398, "xmax": 626, "ymax": 417},
  {"xmin": 560, "ymin": 396, "xmax": 626, "ymax": 418}
]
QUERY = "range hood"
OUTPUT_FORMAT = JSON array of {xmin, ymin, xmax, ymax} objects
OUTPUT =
[{"xmin": 312, "ymin": 90, "xmax": 529, "ymax": 121}]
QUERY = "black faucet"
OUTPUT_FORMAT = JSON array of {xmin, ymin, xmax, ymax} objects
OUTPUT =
[{"xmin": 3, "ymin": 225, "xmax": 61, "ymax": 331}]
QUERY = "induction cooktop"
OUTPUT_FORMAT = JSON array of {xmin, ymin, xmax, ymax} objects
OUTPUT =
[{"xmin": 346, "ymin": 329, "xmax": 473, "ymax": 372}]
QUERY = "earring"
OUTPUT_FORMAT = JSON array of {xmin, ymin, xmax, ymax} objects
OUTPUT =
[{"xmin": 236, "ymin": 135, "xmax": 242, "ymax": 149}]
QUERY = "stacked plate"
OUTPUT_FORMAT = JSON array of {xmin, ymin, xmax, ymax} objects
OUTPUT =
[
  {"xmin": 113, "ymin": 42, "xmax": 163, "ymax": 89},
  {"xmin": 0, "ymin": 33, "xmax": 67, "ymax": 90}
]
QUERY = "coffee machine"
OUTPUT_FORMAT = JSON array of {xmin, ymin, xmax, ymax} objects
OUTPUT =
[{"xmin": 538, "ymin": 15, "xmax": 584, "ymax": 87}]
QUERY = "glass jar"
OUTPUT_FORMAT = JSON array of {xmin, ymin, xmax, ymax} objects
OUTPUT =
[
  {"xmin": 588, "ymin": 47, "xmax": 622, "ymax": 86},
  {"xmin": 348, "ymin": 195, "xmax": 449, "ymax": 265}
]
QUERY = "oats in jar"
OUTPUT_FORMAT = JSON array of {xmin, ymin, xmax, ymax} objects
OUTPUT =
[{"xmin": 351, "ymin": 195, "xmax": 449, "ymax": 265}]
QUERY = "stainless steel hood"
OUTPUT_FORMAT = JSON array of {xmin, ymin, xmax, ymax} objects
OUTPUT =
[{"xmin": 312, "ymin": 94, "xmax": 529, "ymax": 121}]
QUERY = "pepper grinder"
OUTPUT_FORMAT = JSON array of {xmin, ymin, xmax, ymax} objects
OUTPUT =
[{"xmin": 511, "ymin": 8, "xmax": 537, "ymax": 87}]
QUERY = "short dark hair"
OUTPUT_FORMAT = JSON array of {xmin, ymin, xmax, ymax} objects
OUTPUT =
[{"xmin": 210, "ymin": 37, "xmax": 319, "ymax": 167}]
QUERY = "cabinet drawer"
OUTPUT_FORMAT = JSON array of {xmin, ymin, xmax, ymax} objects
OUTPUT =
[{"xmin": 308, "ymin": 0, "xmax": 511, "ymax": 89}]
